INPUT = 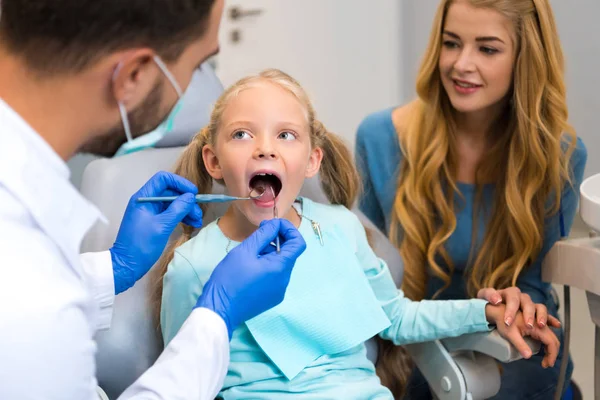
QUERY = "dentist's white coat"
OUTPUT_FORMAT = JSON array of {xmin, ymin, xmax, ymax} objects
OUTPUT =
[{"xmin": 0, "ymin": 98, "xmax": 229, "ymax": 399}]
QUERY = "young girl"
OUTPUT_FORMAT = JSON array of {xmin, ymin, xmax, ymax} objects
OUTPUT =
[
  {"xmin": 155, "ymin": 69, "xmax": 559, "ymax": 399},
  {"xmin": 355, "ymin": 0, "xmax": 587, "ymax": 398}
]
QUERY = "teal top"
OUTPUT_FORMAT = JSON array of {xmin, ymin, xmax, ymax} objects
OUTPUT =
[
  {"xmin": 355, "ymin": 107, "xmax": 588, "ymax": 304},
  {"xmin": 161, "ymin": 198, "xmax": 493, "ymax": 399}
]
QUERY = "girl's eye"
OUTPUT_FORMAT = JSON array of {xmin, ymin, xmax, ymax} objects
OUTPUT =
[
  {"xmin": 232, "ymin": 130, "xmax": 251, "ymax": 140},
  {"xmin": 278, "ymin": 131, "xmax": 297, "ymax": 141}
]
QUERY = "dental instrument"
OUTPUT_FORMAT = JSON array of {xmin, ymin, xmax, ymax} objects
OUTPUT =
[
  {"xmin": 137, "ymin": 188, "xmax": 265, "ymax": 204},
  {"xmin": 271, "ymin": 186, "xmax": 281, "ymax": 254}
]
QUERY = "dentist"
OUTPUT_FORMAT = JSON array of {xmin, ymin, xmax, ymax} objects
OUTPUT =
[{"xmin": 0, "ymin": 1, "xmax": 306, "ymax": 399}]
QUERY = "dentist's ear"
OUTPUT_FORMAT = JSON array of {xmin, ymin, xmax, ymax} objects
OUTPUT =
[
  {"xmin": 110, "ymin": 49, "xmax": 161, "ymax": 109},
  {"xmin": 202, "ymin": 144, "xmax": 224, "ymax": 180},
  {"xmin": 305, "ymin": 147, "xmax": 324, "ymax": 178}
]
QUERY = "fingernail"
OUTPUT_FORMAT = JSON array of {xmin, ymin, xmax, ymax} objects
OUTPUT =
[
  {"xmin": 524, "ymin": 349, "xmax": 532, "ymax": 358},
  {"xmin": 505, "ymin": 317, "xmax": 512, "ymax": 326},
  {"xmin": 539, "ymin": 320, "xmax": 546, "ymax": 328},
  {"xmin": 493, "ymin": 297, "xmax": 502, "ymax": 305},
  {"xmin": 527, "ymin": 319, "xmax": 534, "ymax": 328}
]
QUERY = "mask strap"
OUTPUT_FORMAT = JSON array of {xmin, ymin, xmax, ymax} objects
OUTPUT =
[
  {"xmin": 112, "ymin": 62, "xmax": 134, "ymax": 143},
  {"xmin": 152, "ymin": 55, "xmax": 183, "ymax": 97},
  {"xmin": 118, "ymin": 102, "xmax": 133, "ymax": 142}
]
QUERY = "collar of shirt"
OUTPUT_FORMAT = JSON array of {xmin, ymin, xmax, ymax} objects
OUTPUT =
[{"xmin": 0, "ymin": 97, "xmax": 107, "ymax": 271}]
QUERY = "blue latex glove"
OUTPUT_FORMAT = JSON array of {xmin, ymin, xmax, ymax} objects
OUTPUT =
[
  {"xmin": 111, "ymin": 171, "xmax": 203, "ymax": 294},
  {"xmin": 196, "ymin": 219, "xmax": 307, "ymax": 338}
]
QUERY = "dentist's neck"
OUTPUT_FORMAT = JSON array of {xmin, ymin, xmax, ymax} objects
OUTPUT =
[{"xmin": 0, "ymin": 47, "xmax": 110, "ymax": 161}]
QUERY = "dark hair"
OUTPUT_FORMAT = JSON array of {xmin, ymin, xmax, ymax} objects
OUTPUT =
[{"xmin": 0, "ymin": 0, "xmax": 217, "ymax": 74}]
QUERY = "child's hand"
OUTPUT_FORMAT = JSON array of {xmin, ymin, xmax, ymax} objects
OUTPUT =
[{"xmin": 485, "ymin": 304, "xmax": 560, "ymax": 369}]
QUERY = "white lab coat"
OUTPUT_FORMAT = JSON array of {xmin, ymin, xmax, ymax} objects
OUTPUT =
[{"xmin": 0, "ymin": 98, "xmax": 229, "ymax": 399}]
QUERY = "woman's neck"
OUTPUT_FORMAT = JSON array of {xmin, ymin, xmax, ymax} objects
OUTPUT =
[
  {"xmin": 218, "ymin": 202, "xmax": 303, "ymax": 243},
  {"xmin": 452, "ymin": 102, "xmax": 509, "ymax": 184},
  {"xmin": 453, "ymin": 100, "xmax": 509, "ymax": 145}
]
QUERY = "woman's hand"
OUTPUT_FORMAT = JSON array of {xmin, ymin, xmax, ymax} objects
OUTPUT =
[
  {"xmin": 485, "ymin": 304, "xmax": 560, "ymax": 368},
  {"xmin": 477, "ymin": 287, "xmax": 561, "ymax": 329}
]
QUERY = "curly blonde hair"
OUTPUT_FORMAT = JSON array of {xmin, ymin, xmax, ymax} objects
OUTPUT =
[{"xmin": 392, "ymin": 0, "xmax": 576, "ymax": 301}]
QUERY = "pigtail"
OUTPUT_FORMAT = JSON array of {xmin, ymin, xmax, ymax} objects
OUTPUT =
[
  {"xmin": 375, "ymin": 338, "xmax": 412, "ymax": 399},
  {"xmin": 313, "ymin": 120, "xmax": 361, "ymax": 209},
  {"xmin": 171, "ymin": 127, "xmax": 214, "ymax": 213},
  {"xmin": 151, "ymin": 127, "xmax": 214, "ymax": 328},
  {"xmin": 364, "ymin": 219, "xmax": 413, "ymax": 399}
]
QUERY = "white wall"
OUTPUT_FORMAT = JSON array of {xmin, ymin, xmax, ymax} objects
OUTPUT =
[
  {"xmin": 214, "ymin": 0, "xmax": 404, "ymax": 151},
  {"xmin": 399, "ymin": 0, "xmax": 439, "ymax": 104},
  {"xmin": 551, "ymin": 0, "xmax": 600, "ymax": 179}
]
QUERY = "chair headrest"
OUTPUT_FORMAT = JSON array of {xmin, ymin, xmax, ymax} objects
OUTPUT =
[{"xmin": 154, "ymin": 62, "xmax": 223, "ymax": 149}]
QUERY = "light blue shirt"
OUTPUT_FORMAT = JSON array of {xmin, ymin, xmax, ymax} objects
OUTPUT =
[
  {"xmin": 161, "ymin": 198, "xmax": 493, "ymax": 399},
  {"xmin": 355, "ymin": 107, "xmax": 588, "ymax": 305}
]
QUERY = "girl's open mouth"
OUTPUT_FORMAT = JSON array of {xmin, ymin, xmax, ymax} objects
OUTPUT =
[{"xmin": 249, "ymin": 172, "xmax": 282, "ymax": 207}]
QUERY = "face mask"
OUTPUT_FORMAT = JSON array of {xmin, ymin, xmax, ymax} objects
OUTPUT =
[{"xmin": 114, "ymin": 55, "xmax": 184, "ymax": 157}]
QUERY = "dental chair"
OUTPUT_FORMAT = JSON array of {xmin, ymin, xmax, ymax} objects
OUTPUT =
[
  {"xmin": 80, "ymin": 64, "xmax": 538, "ymax": 400},
  {"xmin": 543, "ymin": 173, "xmax": 600, "ymax": 400}
]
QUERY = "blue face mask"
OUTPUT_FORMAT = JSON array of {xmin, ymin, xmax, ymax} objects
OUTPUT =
[{"xmin": 114, "ymin": 55, "xmax": 184, "ymax": 157}]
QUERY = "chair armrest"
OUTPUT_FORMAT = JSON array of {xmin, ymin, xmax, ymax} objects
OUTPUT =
[
  {"xmin": 441, "ymin": 329, "xmax": 541, "ymax": 363},
  {"xmin": 405, "ymin": 330, "xmax": 541, "ymax": 400},
  {"xmin": 97, "ymin": 386, "xmax": 109, "ymax": 400},
  {"xmin": 405, "ymin": 340, "xmax": 470, "ymax": 400}
]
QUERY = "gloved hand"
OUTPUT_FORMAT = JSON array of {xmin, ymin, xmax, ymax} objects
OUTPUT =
[
  {"xmin": 110, "ymin": 171, "xmax": 203, "ymax": 294},
  {"xmin": 195, "ymin": 219, "xmax": 307, "ymax": 338}
]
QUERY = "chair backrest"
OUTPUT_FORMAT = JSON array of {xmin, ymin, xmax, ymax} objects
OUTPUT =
[
  {"xmin": 82, "ymin": 148, "xmax": 185, "ymax": 400},
  {"xmin": 153, "ymin": 63, "xmax": 223, "ymax": 149}
]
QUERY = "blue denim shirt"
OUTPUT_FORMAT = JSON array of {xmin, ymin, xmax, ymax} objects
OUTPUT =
[{"xmin": 355, "ymin": 107, "xmax": 588, "ymax": 305}]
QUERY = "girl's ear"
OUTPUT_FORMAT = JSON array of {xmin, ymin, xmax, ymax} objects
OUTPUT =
[
  {"xmin": 202, "ymin": 144, "xmax": 223, "ymax": 180},
  {"xmin": 305, "ymin": 147, "xmax": 323, "ymax": 178}
]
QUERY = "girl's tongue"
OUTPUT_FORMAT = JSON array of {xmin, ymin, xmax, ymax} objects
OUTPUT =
[
  {"xmin": 254, "ymin": 183, "xmax": 276, "ymax": 202},
  {"xmin": 249, "ymin": 174, "xmax": 281, "ymax": 204}
]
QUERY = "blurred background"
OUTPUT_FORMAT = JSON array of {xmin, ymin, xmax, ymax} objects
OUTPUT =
[{"xmin": 68, "ymin": 2, "xmax": 599, "ymax": 396}]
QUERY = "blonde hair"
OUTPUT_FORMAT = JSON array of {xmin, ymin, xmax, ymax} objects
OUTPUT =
[
  {"xmin": 152, "ymin": 69, "xmax": 413, "ymax": 394},
  {"xmin": 392, "ymin": 0, "xmax": 576, "ymax": 301}
]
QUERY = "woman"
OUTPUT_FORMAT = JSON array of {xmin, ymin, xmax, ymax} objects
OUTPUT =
[{"xmin": 355, "ymin": 0, "xmax": 587, "ymax": 398}]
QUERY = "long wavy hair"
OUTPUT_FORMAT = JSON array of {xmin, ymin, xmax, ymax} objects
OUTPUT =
[{"xmin": 392, "ymin": 0, "xmax": 577, "ymax": 301}]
